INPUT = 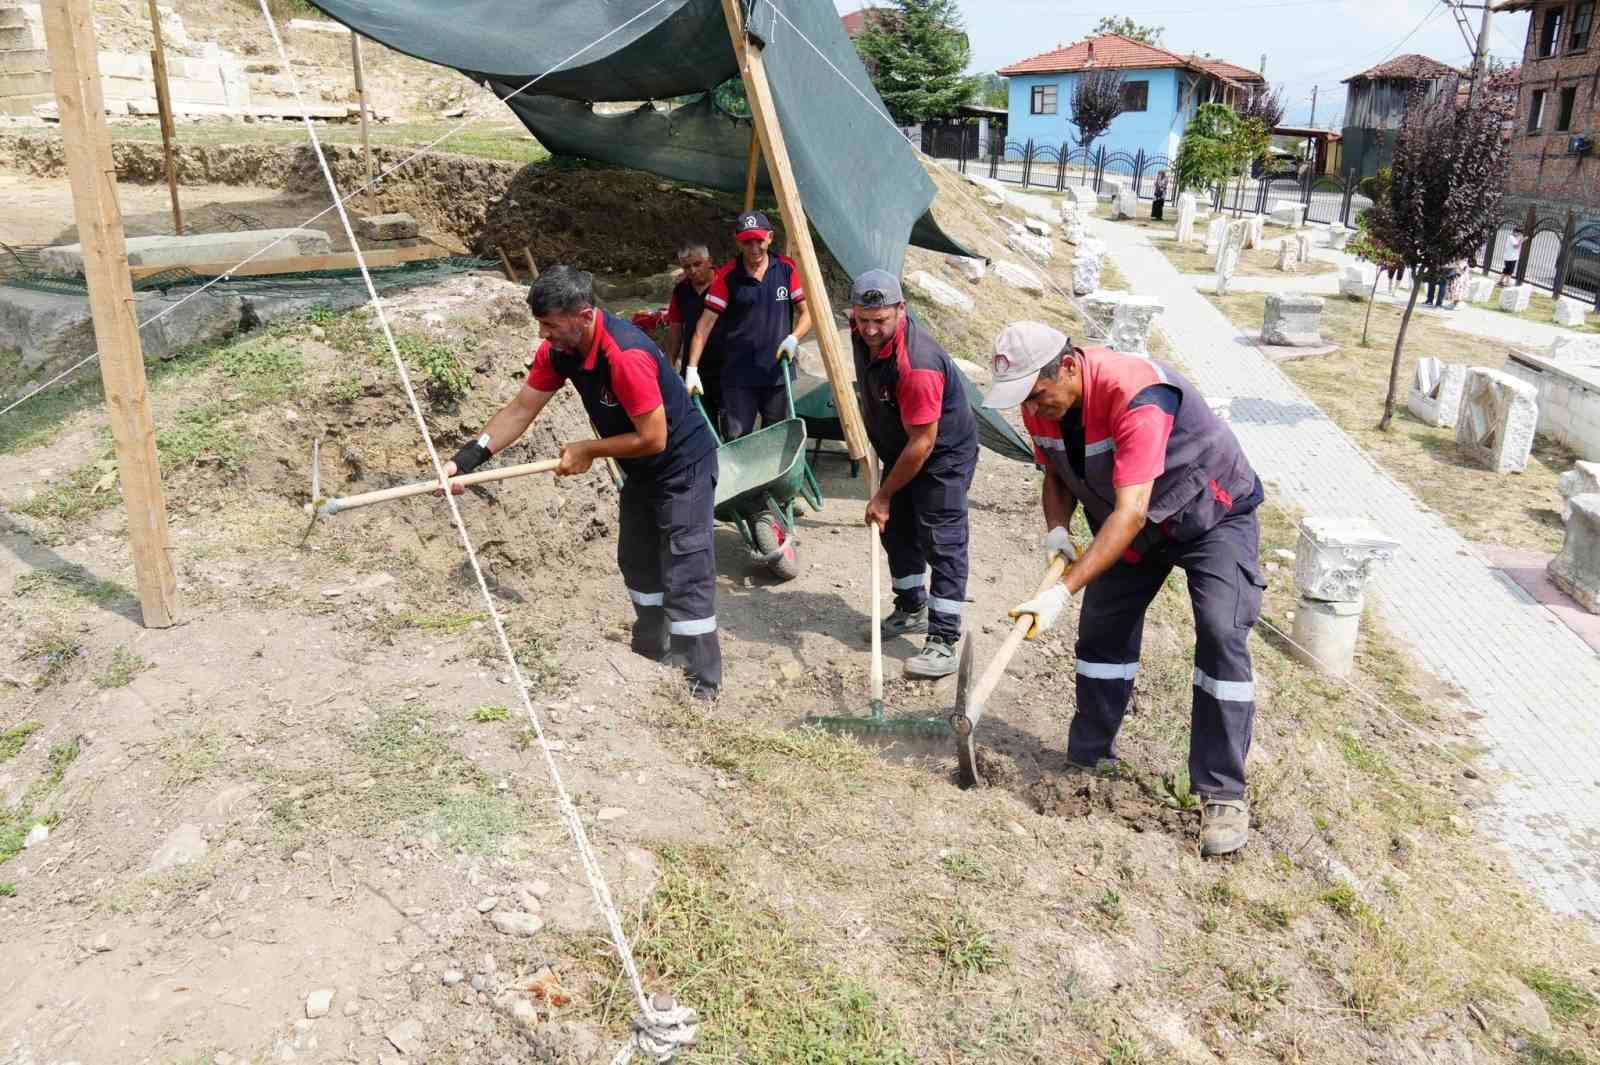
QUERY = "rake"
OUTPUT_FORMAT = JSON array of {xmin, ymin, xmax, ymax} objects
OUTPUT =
[
  {"xmin": 805, "ymin": 468, "xmax": 962, "ymax": 739},
  {"xmin": 299, "ymin": 438, "xmax": 560, "ymax": 543}
]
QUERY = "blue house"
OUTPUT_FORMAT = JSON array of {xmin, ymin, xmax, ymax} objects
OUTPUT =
[{"xmin": 998, "ymin": 34, "xmax": 1266, "ymax": 160}]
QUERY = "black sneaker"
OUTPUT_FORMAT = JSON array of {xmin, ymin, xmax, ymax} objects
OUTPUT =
[
  {"xmin": 688, "ymin": 678, "xmax": 719, "ymax": 702},
  {"xmin": 878, "ymin": 606, "xmax": 929, "ymax": 638}
]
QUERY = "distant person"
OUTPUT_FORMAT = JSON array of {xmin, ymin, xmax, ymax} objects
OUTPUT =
[
  {"xmin": 1502, "ymin": 227, "xmax": 1524, "ymax": 284},
  {"xmin": 666, "ymin": 243, "xmax": 720, "ymax": 428},
  {"xmin": 1151, "ymin": 170, "xmax": 1169, "ymax": 221},
  {"xmin": 684, "ymin": 210, "xmax": 812, "ymax": 440}
]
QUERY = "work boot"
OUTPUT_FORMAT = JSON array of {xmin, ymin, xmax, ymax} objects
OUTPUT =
[
  {"xmin": 904, "ymin": 635, "xmax": 958, "ymax": 679},
  {"xmin": 878, "ymin": 605, "xmax": 928, "ymax": 638},
  {"xmin": 1200, "ymin": 798, "xmax": 1250, "ymax": 857},
  {"xmin": 687, "ymin": 677, "xmax": 719, "ymax": 703}
]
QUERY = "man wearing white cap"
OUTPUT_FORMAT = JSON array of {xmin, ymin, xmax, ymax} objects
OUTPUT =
[{"xmin": 982, "ymin": 323, "xmax": 1266, "ymax": 857}]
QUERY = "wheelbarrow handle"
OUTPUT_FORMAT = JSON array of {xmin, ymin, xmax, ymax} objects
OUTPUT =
[
  {"xmin": 691, "ymin": 394, "xmax": 723, "ymax": 447},
  {"xmin": 779, "ymin": 347, "xmax": 798, "ymax": 421}
]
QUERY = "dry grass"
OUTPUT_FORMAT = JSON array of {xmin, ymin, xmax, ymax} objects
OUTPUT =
[
  {"xmin": 108, "ymin": 120, "xmax": 550, "ymax": 165},
  {"xmin": 1207, "ymin": 289, "xmax": 1576, "ymax": 552},
  {"xmin": 1158, "ymin": 235, "xmax": 1338, "ymax": 278}
]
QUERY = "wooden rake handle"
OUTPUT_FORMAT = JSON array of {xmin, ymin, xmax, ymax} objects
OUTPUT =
[
  {"xmin": 318, "ymin": 458, "xmax": 561, "ymax": 516},
  {"xmin": 966, "ymin": 552, "xmax": 1072, "ymax": 723}
]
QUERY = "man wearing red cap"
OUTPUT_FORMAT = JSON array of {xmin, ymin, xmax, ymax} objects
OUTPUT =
[
  {"xmin": 982, "ymin": 322, "xmax": 1265, "ymax": 857},
  {"xmin": 683, "ymin": 210, "xmax": 812, "ymax": 440}
]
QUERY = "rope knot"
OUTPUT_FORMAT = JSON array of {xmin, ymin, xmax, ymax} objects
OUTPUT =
[{"xmin": 630, "ymin": 992, "xmax": 698, "ymax": 1063}]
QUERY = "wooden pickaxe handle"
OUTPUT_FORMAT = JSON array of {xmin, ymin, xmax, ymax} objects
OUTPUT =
[
  {"xmin": 959, "ymin": 552, "xmax": 1072, "ymax": 733},
  {"xmin": 317, "ymin": 458, "xmax": 561, "ymax": 516}
]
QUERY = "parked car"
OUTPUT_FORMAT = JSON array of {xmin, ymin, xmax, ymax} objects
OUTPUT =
[{"xmin": 1564, "ymin": 235, "xmax": 1600, "ymax": 298}]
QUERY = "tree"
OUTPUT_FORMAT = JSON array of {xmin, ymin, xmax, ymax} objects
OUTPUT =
[
  {"xmin": 973, "ymin": 72, "xmax": 1008, "ymax": 109},
  {"xmin": 1072, "ymin": 68, "xmax": 1126, "ymax": 152},
  {"xmin": 1092, "ymin": 16, "xmax": 1163, "ymax": 44},
  {"xmin": 856, "ymin": 0, "xmax": 980, "ymax": 125},
  {"xmin": 1238, "ymin": 85, "xmax": 1286, "ymax": 131},
  {"xmin": 1363, "ymin": 90, "xmax": 1507, "ymax": 430},
  {"xmin": 1175, "ymin": 102, "xmax": 1269, "ymax": 207},
  {"xmin": 1346, "ymin": 212, "xmax": 1404, "ymax": 346}
]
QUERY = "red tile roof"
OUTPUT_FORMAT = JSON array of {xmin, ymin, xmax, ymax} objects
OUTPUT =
[
  {"xmin": 840, "ymin": 7, "xmax": 895, "ymax": 38},
  {"xmin": 1343, "ymin": 53, "xmax": 1461, "ymax": 83},
  {"xmin": 999, "ymin": 33, "xmax": 1264, "ymax": 84}
]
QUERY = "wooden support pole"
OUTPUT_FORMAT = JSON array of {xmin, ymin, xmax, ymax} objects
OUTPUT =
[
  {"xmin": 742, "ymin": 126, "xmax": 761, "ymax": 214},
  {"xmin": 145, "ymin": 0, "xmax": 181, "ymax": 235},
  {"xmin": 350, "ymin": 33, "xmax": 374, "ymax": 212},
  {"xmin": 44, "ymin": 0, "xmax": 178, "ymax": 628},
  {"xmin": 719, "ymin": 0, "xmax": 869, "ymax": 461},
  {"xmin": 496, "ymin": 246, "xmax": 517, "ymax": 282},
  {"xmin": 522, "ymin": 246, "xmax": 538, "ymax": 278}
]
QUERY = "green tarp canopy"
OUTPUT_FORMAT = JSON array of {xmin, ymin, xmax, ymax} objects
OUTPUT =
[{"xmin": 304, "ymin": 0, "xmax": 974, "ymax": 278}]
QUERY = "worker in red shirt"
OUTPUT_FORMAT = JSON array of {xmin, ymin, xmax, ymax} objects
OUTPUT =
[
  {"xmin": 983, "ymin": 322, "xmax": 1266, "ymax": 857},
  {"xmin": 850, "ymin": 270, "xmax": 979, "ymax": 679},
  {"xmin": 665, "ymin": 242, "xmax": 720, "ymax": 427},
  {"xmin": 438, "ymin": 266, "xmax": 722, "ymax": 700},
  {"xmin": 683, "ymin": 210, "xmax": 812, "ymax": 439}
]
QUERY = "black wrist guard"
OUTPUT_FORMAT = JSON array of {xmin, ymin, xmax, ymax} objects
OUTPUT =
[{"xmin": 451, "ymin": 439, "xmax": 491, "ymax": 475}]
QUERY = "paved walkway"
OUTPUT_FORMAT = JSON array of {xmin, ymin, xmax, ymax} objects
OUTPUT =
[{"xmin": 1092, "ymin": 217, "xmax": 1600, "ymax": 921}]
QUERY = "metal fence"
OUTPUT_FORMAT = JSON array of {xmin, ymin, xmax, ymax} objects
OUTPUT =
[
  {"xmin": 1478, "ymin": 210, "xmax": 1600, "ymax": 308},
  {"xmin": 954, "ymin": 136, "xmax": 1372, "ymax": 229}
]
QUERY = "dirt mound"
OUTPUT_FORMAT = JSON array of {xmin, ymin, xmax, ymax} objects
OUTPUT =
[{"xmin": 475, "ymin": 164, "xmax": 759, "ymax": 276}]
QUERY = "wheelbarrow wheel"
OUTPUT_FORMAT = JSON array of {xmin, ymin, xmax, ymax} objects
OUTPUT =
[{"xmin": 752, "ymin": 513, "xmax": 801, "ymax": 582}]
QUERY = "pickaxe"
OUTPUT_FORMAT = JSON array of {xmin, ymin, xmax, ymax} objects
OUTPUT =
[{"xmin": 952, "ymin": 550, "xmax": 1074, "ymax": 790}]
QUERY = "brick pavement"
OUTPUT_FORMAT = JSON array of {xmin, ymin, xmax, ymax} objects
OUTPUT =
[{"xmin": 1093, "ymin": 217, "xmax": 1600, "ymax": 920}]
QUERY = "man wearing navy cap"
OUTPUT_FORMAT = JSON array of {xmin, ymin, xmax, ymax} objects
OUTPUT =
[
  {"xmin": 851, "ymin": 269, "xmax": 979, "ymax": 679},
  {"xmin": 683, "ymin": 210, "xmax": 812, "ymax": 440},
  {"xmin": 437, "ymin": 266, "xmax": 722, "ymax": 701}
]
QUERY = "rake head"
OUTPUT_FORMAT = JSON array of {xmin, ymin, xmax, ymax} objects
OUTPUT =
[{"xmin": 804, "ymin": 697, "xmax": 954, "ymax": 740}]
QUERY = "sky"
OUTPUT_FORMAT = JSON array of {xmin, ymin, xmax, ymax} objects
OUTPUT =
[{"xmin": 831, "ymin": 0, "xmax": 1533, "ymax": 127}]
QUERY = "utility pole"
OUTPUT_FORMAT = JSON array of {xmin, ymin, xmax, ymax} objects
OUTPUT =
[
  {"xmin": 1259, "ymin": 53, "xmax": 1267, "ymax": 75},
  {"xmin": 43, "ymin": 0, "xmax": 179, "ymax": 628},
  {"xmin": 1468, "ymin": 1, "xmax": 1494, "ymax": 107},
  {"xmin": 1309, "ymin": 85, "xmax": 1318, "ymax": 126}
]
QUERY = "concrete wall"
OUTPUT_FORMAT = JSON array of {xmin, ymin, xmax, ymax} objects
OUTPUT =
[
  {"xmin": 1503, "ymin": 351, "xmax": 1600, "ymax": 460},
  {"xmin": 1006, "ymin": 68, "xmax": 1184, "ymax": 159}
]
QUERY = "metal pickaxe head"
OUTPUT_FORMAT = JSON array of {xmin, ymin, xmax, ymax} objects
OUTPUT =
[{"xmin": 951, "ymin": 631, "xmax": 982, "ymax": 789}]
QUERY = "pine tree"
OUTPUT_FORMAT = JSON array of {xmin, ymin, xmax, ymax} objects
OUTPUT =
[{"xmin": 855, "ymin": 0, "xmax": 981, "ymax": 125}]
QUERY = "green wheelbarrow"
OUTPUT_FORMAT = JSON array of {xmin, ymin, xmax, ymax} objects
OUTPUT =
[{"xmin": 693, "ymin": 358, "xmax": 824, "ymax": 582}]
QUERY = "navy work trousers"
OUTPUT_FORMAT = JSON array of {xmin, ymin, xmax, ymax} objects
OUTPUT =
[
  {"xmin": 720, "ymin": 385, "xmax": 788, "ymax": 440},
  {"xmin": 617, "ymin": 452, "xmax": 721, "ymax": 690},
  {"xmin": 883, "ymin": 459, "xmax": 974, "ymax": 643},
  {"xmin": 1068, "ymin": 507, "xmax": 1266, "ymax": 800}
]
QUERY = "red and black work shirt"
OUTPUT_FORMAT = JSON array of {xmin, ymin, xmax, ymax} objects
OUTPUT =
[
  {"xmin": 1024, "ymin": 347, "xmax": 1259, "ymax": 560},
  {"xmin": 703, "ymin": 255, "xmax": 804, "ymax": 389},
  {"xmin": 527, "ymin": 309, "xmax": 715, "ymax": 480},
  {"xmin": 851, "ymin": 313, "xmax": 978, "ymax": 475},
  {"xmin": 666, "ymin": 277, "xmax": 712, "ymax": 373}
]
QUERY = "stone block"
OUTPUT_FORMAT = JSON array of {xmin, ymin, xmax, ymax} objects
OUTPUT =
[
  {"xmin": 994, "ymin": 260, "xmax": 1043, "ymax": 295},
  {"xmin": 1268, "ymin": 200, "xmax": 1306, "ymax": 227},
  {"xmin": 1245, "ymin": 216, "xmax": 1265, "ymax": 249},
  {"xmin": 1002, "ymin": 189, "xmax": 1061, "ymax": 225},
  {"xmin": 0, "ymin": 285, "xmax": 243, "ymax": 375},
  {"xmin": 1061, "ymin": 185, "xmax": 1097, "ymax": 208},
  {"xmin": 1080, "ymin": 293, "xmax": 1121, "ymax": 341},
  {"xmin": 1214, "ymin": 220, "xmax": 1249, "ymax": 295},
  {"xmin": 0, "ymin": 25, "xmax": 36, "ymax": 49},
  {"xmin": 1339, "ymin": 263, "xmax": 1375, "ymax": 298},
  {"xmin": 1294, "ymin": 516, "xmax": 1399, "ymax": 603},
  {"xmin": 1465, "ymin": 276, "xmax": 1497, "ymax": 304},
  {"xmin": 980, "ymin": 193, "xmax": 1004, "ymax": 208},
  {"xmin": 1549, "ymin": 494, "xmax": 1600, "ymax": 614},
  {"xmin": 1275, "ymin": 239, "xmax": 1300, "ymax": 272},
  {"xmin": 905, "ymin": 270, "xmax": 975, "ymax": 313},
  {"xmin": 1326, "ymin": 224, "xmax": 1352, "ymax": 251},
  {"xmin": 355, "ymin": 212, "xmax": 419, "ymax": 242},
  {"xmin": 1406, "ymin": 358, "xmax": 1467, "ymax": 428},
  {"xmin": 1550, "ymin": 335, "xmax": 1600, "ymax": 364},
  {"xmin": 1204, "ymin": 217, "xmax": 1226, "ymax": 255},
  {"xmin": 0, "ymin": 48, "xmax": 48, "ymax": 75},
  {"xmin": 1113, "ymin": 184, "xmax": 1140, "ymax": 220},
  {"xmin": 1007, "ymin": 230, "xmax": 1053, "ymax": 263},
  {"xmin": 40, "ymin": 228, "xmax": 334, "ymax": 276},
  {"xmin": 1296, "ymin": 233, "xmax": 1314, "ymax": 263},
  {"xmin": 1174, "ymin": 192, "xmax": 1198, "ymax": 244},
  {"xmin": 1262, "ymin": 292, "xmax": 1324, "ymax": 346},
  {"xmin": 1555, "ymin": 297, "xmax": 1588, "ymax": 328},
  {"xmin": 1455, "ymin": 367, "xmax": 1540, "ymax": 473},
  {"xmin": 1071, "ymin": 251, "xmax": 1102, "ymax": 296},
  {"xmin": 1109, "ymin": 295, "xmax": 1163, "ymax": 356},
  {"xmin": 945, "ymin": 254, "xmax": 986, "ymax": 282},
  {"xmin": 1559, "ymin": 461, "xmax": 1600, "ymax": 522},
  {"xmin": 1500, "ymin": 284, "xmax": 1534, "ymax": 313},
  {"xmin": 1024, "ymin": 216, "xmax": 1051, "ymax": 237}
]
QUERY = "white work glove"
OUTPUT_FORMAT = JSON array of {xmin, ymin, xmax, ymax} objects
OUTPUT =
[
  {"xmin": 1044, "ymin": 526, "xmax": 1078, "ymax": 563},
  {"xmin": 777, "ymin": 334, "xmax": 799, "ymax": 361},
  {"xmin": 1010, "ymin": 583, "xmax": 1071, "ymax": 641},
  {"xmin": 684, "ymin": 366, "xmax": 704, "ymax": 396}
]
